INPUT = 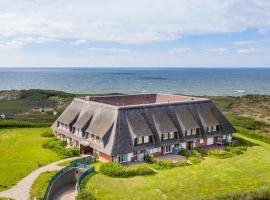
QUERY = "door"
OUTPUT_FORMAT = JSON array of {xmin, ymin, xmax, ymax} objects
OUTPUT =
[
  {"xmin": 187, "ymin": 141, "xmax": 194, "ymax": 150},
  {"xmin": 165, "ymin": 145, "xmax": 172, "ymax": 154},
  {"xmin": 138, "ymin": 151, "xmax": 145, "ymax": 161}
]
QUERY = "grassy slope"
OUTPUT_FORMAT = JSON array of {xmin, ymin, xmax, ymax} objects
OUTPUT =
[
  {"xmin": 30, "ymin": 170, "xmax": 57, "ymax": 200},
  {"xmin": 0, "ymin": 128, "xmax": 61, "ymax": 191},
  {"xmin": 84, "ymin": 134, "xmax": 270, "ymax": 200}
]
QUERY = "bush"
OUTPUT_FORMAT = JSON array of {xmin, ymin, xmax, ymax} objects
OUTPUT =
[
  {"xmin": 41, "ymin": 130, "xmax": 54, "ymax": 137},
  {"xmin": 191, "ymin": 149, "xmax": 202, "ymax": 158},
  {"xmin": 207, "ymin": 150, "xmax": 235, "ymax": 159},
  {"xmin": 76, "ymin": 190, "xmax": 96, "ymax": 200},
  {"xmin": 42, "ymin": 138, "xmax": 79, "ymax": 158},
  {"xmin": 144, "ymin": 155, "xmax": 190, "ymax": 169},
  {"xmin": 179, "ymin": 148, "xmax": 190, "ymax": 157},
  {"xmin": 188, "ymin": 156, "xmax": 202, "ymax": 164},
  {"xmin": 100, "ymin": 162, "xmax": 155, "ymax": 178}
]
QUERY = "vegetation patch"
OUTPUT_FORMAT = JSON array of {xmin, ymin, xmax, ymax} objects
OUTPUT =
[
  {"xmin": 76, "ymin": 190, "xmax": 96, "ymax": 200},
  {"xmin": 236, "ymin": 126, "xmax": 270, "ymax": 144},
  {"xmin": 0, "ymin": 119, "xmax": 50, "ymax": 129},
  {"xmin": 30, "ymin": 170, "xmax": 57, "ymax": 200},
  {"xmin": 42, "ymin": 138, "xmax": 79, "ymax": 158},
  {"xmin": 145, "ymin": 155, "xmax": 190, "ymax": 170},
  {"xmin": 100, "ymin": 162, "xmax": 155, "ymax": 177},
  {"xmin": 41, "ymin": 130, "xmax": 54, "ymax": 137},
  {"xmin": 0, "ymin": 128, "xmax": 61, "ymax": 191}
]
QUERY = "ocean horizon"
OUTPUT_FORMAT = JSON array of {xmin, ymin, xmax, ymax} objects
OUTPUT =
[{"xmin": 0, "ymin": 67, "xmax": 270, "ymax": 96}]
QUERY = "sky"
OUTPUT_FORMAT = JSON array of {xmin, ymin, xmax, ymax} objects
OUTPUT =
[{"xmin": 0, "ymin": 0, "xmax": 270, "ymax": 68}]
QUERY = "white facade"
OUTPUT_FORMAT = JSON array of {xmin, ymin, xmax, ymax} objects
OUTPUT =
[
  {"xmin": 207, "ymin": 137, "xmax": 214, "ymax": 145},
  {"xmin": 181, "ymin": 143, "xmax": 187, "ymax": 149}
]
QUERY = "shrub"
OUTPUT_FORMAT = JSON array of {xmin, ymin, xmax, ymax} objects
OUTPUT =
[
  {"xmin": 179, "ymin": 148, "xmax": 190, "ymax": 157},
  {"xmin": 100, "ymin": 162, "xmax": 155, "ymax": 177},
  {"xmin": 41, "ymin": 130, "xmax": 54, "ymax": 137},
  {"xmin": 76, "ymin": 190, "xmax": 96, "ymax": 200},
  {"xmin": 191, "ymin": 149, "xmax": 202, "ymax": 158},
  {"xmin": 207, "ymin": 150, "xmax": 235, "ymax": 159},
  {"xmin": 144, "ymin": 155, "xmax": 190, "ymax": 169},
  {"xmin": 42, "ymin": 138, "xmax": 79, "ymax": 158},
  {"xmin": 197, "ymin": 149, "xmax": 208, "ymax": 157},
  {"xmin": 188, "ymin": 156, "xmax": 202, "ymax": 164}
]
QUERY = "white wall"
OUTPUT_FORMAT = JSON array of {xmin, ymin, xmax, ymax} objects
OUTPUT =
[
  {"xmin": 180, "ymin": 143, "xmax": 186, "ymax": 149},
  {"xmin": 207, "ymin": 137, "xmax": 214, "ymax": 145}
]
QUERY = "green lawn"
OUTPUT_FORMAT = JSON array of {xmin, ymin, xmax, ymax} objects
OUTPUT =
[
  {"xmin": 84, "ymin": 134, "xmax": 270, "ymax": 200},
  {"xmin": 0, "ymin": 128, "xmax": 61, "ymax": 191},
  {"xmin": 30, "ymin": 170, "xmax": 57, "ymax": 200}
]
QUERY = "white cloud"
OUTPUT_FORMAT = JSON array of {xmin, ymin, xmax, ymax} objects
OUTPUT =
[
  {"xmin": 233, "ymin": 40, "xmax": 258, "ymax": 45},
  {"xmin": 236, "ymin": 48, "xmax": 258, "ymax": 55},
  {"xmin": 206, "ymin": 48, "xmax": 229, "ymax": 55},
  {"xmin": 167, "ymin": 48, "xmax": 191, "ymax": 56},
  {"xmin": 0, "ymin": 0, "xmax": 270, "ymax": 47}
]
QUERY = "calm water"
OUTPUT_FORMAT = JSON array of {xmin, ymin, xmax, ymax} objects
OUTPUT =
[{"xmin": 0, "ymin": 68, "xmax": 269, "ymax": 96}]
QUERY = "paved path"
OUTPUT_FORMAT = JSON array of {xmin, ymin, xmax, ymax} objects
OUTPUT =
[{"xmin": 0, "ymin": 157, "xmax": 80, "ymax": 200}]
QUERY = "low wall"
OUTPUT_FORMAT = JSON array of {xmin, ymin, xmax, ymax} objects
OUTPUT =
[{"xmin": 47, "ymin": 168, "xmax": 84, "ymax": 200}]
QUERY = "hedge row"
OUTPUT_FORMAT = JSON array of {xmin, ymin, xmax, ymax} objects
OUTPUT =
[
  {"xmin": 42, "ymin": 138, "xmax": 79, "ymax": 158},
  {"xmin": 198, "ymin": 145, "xmax": 248, "ymax": 159},
  {"xmin": 100, "ymin": 162, "xmax": 155, "ymax": 177},
  {"xmin": 145, "ymin": 155, "xmax": 190, "ymax": 169},
  {"xmin": 0, "ymin": 119, "xmax": 50, "ymax": 129}
]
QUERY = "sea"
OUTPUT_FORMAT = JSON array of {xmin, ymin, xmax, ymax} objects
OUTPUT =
[{"xmin": 0, "ymin": 67, "xmax": 269, "ymax": 96}]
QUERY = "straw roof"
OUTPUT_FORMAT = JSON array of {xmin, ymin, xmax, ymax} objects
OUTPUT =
[{"xmin": 53, "ymin": 96, "xmax": 234, "ymax": 156}]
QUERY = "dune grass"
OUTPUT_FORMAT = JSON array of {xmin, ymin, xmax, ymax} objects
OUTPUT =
[
  {"xmin": 84, "ymin": 134, "xmax": 270, "ymax": 200},
  {"xmin": 30, "ymin": 170, "xmax": 57, "ymax": 200},
  {"xmin": 0, "ymin": 128, "xmax": 61, "ymax": 191}
]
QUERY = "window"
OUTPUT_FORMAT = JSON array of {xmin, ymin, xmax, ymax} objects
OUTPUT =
[
  {"xmin": 163, "ymin": 133, "xmax": 169, "ymax": 140},
  {"xmin": 165, "ymin": 145, "xmax": 172, "ymax": 153},
  {"xmin": 187, "ymin": 130, "xmax": 191, "ymax": 136},
  {"xmin": 169, "ymin": 132, "xmax": 174, "ymax": 139},
  {"xmin": 213, "ymin": 126, "xmax": 217, "ymax": 132},
  {"xmin": 144, "ymin": 136, "xmax": 149, "ymax": 143},
  {"xmin": 138, "ymin": 136, "xmax": 143, "ymax": 144}
]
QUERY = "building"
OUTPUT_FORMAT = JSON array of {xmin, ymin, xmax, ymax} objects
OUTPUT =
[{"xmin": 51, "ymin": 94, "xmax": 234, "ymax": 163}]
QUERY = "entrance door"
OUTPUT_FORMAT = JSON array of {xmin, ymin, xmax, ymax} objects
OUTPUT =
[
  {"xmin": 138, "ymin": 151, "xmax": 145, "ymax": 161},
  {"xmin": 165, "ymin": 145, "xmax": 172, "ymax": 154},
  {"xmin": 187, "ymin": 141, "xmax": 194, "ymax": 150}
]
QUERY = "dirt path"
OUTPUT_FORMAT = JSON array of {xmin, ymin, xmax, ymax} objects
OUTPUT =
[{"xmin": 0, "ymin": 156, "xmax": 80, "ymax": 200}]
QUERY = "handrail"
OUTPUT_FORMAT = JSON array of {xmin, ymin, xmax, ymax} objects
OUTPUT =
[
  {"xmin": 76, "ymin": 167, "xmax": 95, "ymax": 192},
  {"xmin": 44, "ymin": 156, "xmax": 96, "ymax": 200}
]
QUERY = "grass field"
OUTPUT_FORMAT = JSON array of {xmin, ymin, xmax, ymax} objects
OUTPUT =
[
  {"xmin": 84, "ymin": 134, "xmax": 270, "ymax": 200},
  {"xmin": 0, "ymin": 128, "xmax": 61, "ymax": 191},
  {"xmin": 30, "ymin": 170, "xmax": 57, "ymax": 200}
]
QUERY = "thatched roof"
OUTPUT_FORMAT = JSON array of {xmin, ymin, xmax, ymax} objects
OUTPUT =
[
  {"xmin": 175, "ymin": 105, "xmax": 200, "ymax": 131},
  {"xmin": 149, "ymin": 108, "xmax": 177, "ymax": 136},
  {"xmin": 57, "ymin": 99, "xmax": 84, "ymax": 124},
  {"xmin": 53, "ymin": 95, "xmax": 234, "ymax": 156},
  {"xmin": 125, "ymin": 110, "xmax": 153, "ymax": 137},
  {"xmin": 85, "ymin": 106, "xmax": 117, "ymax": 138}
]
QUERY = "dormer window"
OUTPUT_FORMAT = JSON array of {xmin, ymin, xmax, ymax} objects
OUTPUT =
[
  {"xmin": 186, "ymin": 128, "xmax": 198, "ymax": 136},
  {"xmin": 135, "ymin": 136, "xmax": 151, "ymax": 145},
  {"xmin": 207, "ymin": 125, "xmax": 218, "ymax": 133},
  {"xmin": 162, "ymin": 132, "xmax": 176, "ymax": 140}
]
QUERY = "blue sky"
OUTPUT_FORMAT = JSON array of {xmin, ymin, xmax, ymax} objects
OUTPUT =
[{"xmin": 0, "ymin": 0, "xmax": 270, "ymax": 67}]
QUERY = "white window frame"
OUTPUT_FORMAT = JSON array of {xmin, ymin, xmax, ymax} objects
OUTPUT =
[
  {"xmin": 144, "ymin": 136, "xmax": 149, "ymax": 143},
  {"xmin": 163, "ymin": 133, "xmax": 169, "ymax": 140},
  {"xmin": 213, "ymin": 126, "xmax": 217, "ymax": 132},
  {"xmin": 138, "ymin": 136, "xmax": 143, "ymax": 144},
  {"xmin": 169, "ymin": 132, "xmax": 174, "ymax": 139},
  {"xmin": 187, "ymin": 130, "xmax": 191, "ymax": 136}
]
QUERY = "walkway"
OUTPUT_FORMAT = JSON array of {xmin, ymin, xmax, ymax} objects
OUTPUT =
[
  {"xmin": 52, "ymin": 184, "xmax": 77, "ymax": 200},
  {"xmin": 0, "ymin": 156, "xmax": 81, "ymax": 200}
]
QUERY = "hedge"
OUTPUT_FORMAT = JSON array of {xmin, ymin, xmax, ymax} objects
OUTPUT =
[
  {"xmin": 41, "ymin": 130, "xmax": 54, "ymax": 137},
  {"xmin": 76, "ymin": 190, "xmax": 96, "ymax": 200},
  {"xmin": 42, "ymin": 138, "xmax": 79, "ymax": 158},
  {"xmin": 145, "ymin": 155, "xmax": 189, "ymax": 169},
  {"xmin": 100, "ymin": 162, "xmax": 155, "ymax": 177}
]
